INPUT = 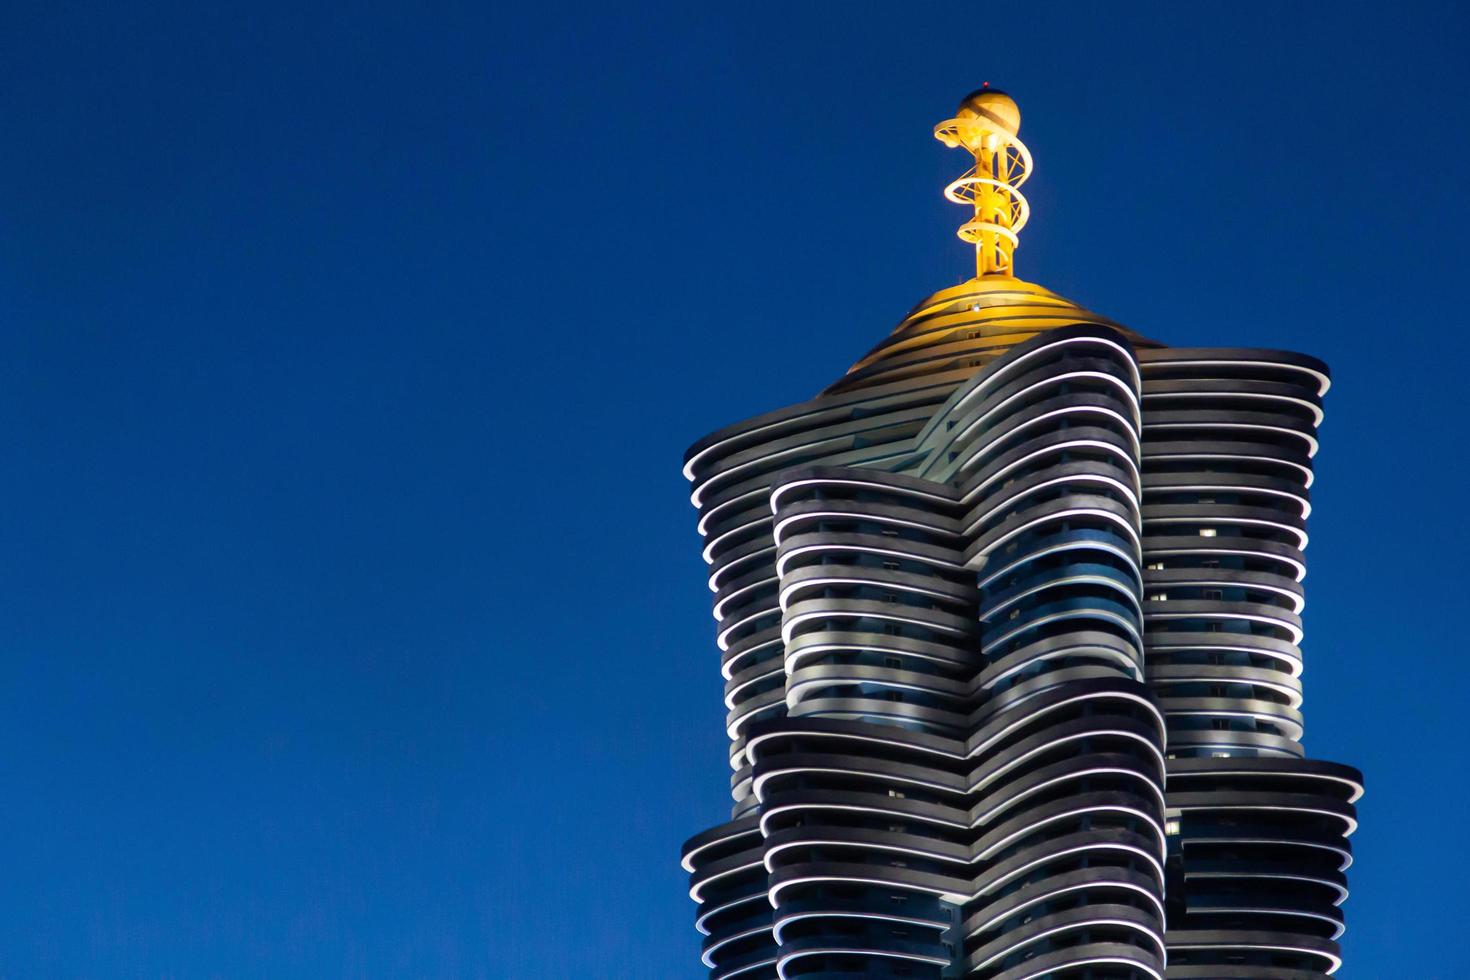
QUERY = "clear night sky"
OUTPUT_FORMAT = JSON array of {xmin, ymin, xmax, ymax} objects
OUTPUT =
[{"xmin": 1, "ymin": 3, "xmax": 1464, "ymax": 977}]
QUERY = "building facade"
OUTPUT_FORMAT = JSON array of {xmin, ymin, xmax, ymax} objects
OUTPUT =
[{"xmin": 678, "ymin": 89, "xmax": 1361, "ymax": 980}]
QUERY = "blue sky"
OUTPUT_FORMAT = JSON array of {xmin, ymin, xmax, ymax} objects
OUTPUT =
[{"xmin": 1, "ymin": 2, "xmax": 1465, "ymax": 977}]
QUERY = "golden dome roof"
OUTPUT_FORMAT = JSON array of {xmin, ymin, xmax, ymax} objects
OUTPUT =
[{"xmin": 824, "ymin": 276, "xmax": 1156, "ymax": 396}]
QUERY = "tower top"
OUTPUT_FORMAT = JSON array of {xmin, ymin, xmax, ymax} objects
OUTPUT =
[
  {"xmin": 957, "ymin": 86, "xmax": 1021, "ymax": 135},
  {"xmin": 934, "ymin": 87, "xmax": 1032, "ymax": 279}
]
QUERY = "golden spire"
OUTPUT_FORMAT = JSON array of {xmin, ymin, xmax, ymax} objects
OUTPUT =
[{"xmin": 934, "ymin": 86, "xmax": 1031, "ymax": 279}]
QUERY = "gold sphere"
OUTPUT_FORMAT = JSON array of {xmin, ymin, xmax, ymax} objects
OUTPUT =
[{"xmin": 957, "ymin": 87, "xmax": 1020, "ymax": 136}]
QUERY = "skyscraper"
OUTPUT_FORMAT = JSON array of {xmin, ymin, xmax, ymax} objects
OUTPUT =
[{"xmin": 677, "ymin": 88, "xmax": 1361, "ymax": 980}]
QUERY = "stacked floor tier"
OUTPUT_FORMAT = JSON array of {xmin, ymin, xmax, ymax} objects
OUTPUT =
[{"xmin": 1134, "ymin": 349, "xmax": 1362, "ymax": 979}]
